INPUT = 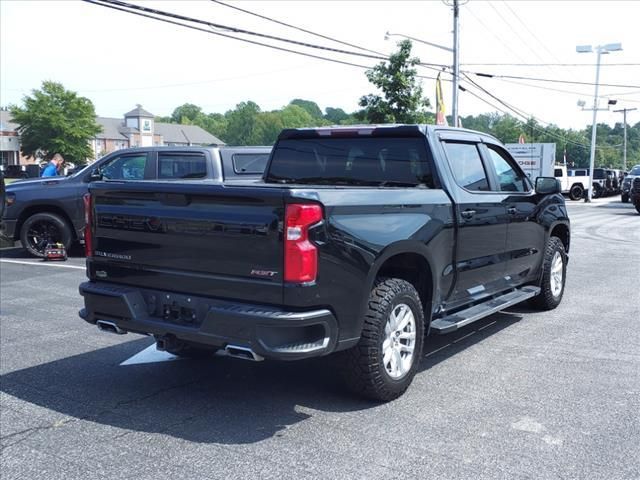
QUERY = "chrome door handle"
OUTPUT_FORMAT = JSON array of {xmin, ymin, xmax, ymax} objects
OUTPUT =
[
  {"xmin": 461, "ymin": 209, "xmax": 476, "ymax": 219},
  {"xmin": 507, "ymin": 207, "xmax": 517, "ymax": 215}
]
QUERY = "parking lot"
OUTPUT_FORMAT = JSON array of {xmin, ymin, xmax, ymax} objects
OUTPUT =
[{"xmin": 1, "ymin": 198, "xmax": 638, "ymax": 480}]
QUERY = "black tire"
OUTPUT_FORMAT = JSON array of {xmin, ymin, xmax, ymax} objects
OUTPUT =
[
  {"xmin": 621, "ymin": 194, "xmax": 629, "ymax": 203},
  {"xmin": 339, "ymin": 278, "xmax": 425, "ymax": 402},
  {"xmin": 569, "ymin": 184, "xmax": 583, "ymax": 201},
  {"xmin": 592, "ymin": 184, "xmax": 602, "ymax": 199},
  {"xmin": 635, "ymin": 202, "xmax": 640, "ymax": 215},
  {"xmin": 20, "ymin": 212, "xmax": 73, "ymax": 258},
  {"xmin": 164, "ymin": 341, "xmax": 218, "ymax": 359},
  {"xmin": 530, "ymin": 237, "xmax": 567, "ymax": 311}
]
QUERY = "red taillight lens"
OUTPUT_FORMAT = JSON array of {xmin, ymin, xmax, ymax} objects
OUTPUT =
[
  {"xmin": 284, "ymin": 204, "xmax": 323, "ymax": 283},
  {"xmin": 83, "ymin": 193, "xmax": 93, "ymax": 257}
]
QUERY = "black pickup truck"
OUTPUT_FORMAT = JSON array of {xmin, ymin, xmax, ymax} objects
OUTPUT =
[
  {"xmin": 1, "ymin": 146, "xmax": 270, "ymax": 257},
  {"xmin": 79, "ymin": 125, "xmax": 570, "ymax": 400}
]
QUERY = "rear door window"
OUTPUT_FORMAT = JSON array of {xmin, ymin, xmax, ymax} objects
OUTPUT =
[
  {"xmin": 443, "ymin": 142, "xmax": 490, "ymax": 191},
  {"xmin": 266, "ymin": 137, "xmax": 434, "ymax": 187},
  {"xmin": 158, "ymin": 153, "xmax": 207, "ymax": 179}
]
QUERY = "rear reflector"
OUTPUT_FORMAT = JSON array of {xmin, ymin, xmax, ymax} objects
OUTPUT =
[
  {"xmin": 83, "ymin": 193, "xmax": 93, "ymax": 257},
  {"xmin": 284, "ymin": 204, "xmax": 323, "ymax": 283}
]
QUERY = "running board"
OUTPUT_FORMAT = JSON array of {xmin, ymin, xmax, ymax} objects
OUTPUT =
[{"xmin": 430, "ymin": 286, "xmax": 540, "ymax": 335}]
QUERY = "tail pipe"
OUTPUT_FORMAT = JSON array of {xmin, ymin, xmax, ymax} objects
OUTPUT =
[
  {"xmin": 96, "ymin": 320, "xmax": 127, "ymax": 335},
  {"xmin": 224, "ymin": 344, "xmax": 264, "ymax": 362}
]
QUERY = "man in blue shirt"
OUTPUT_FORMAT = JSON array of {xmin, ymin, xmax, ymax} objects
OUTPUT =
[{"xmin": 41, "ymin": 154, "xmax": 64, "ymax": 177}]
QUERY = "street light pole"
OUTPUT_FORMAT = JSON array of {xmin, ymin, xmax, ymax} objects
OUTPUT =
[
  {"xmin": 577, "ymin": 43, "xmax": 622, "ymax": 202},
  {"xmin": 452, "ymin": 0, "xmax": 460, "ymax": 127},
  {"xmin": 585, "ymin": 48, "xmax": 602, "ymax": 203},
  {"xmin": 613, "ymin": 107, "xmax": 637, "ymax": 171}
]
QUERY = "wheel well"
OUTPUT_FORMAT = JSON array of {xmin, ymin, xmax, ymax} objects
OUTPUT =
[
  {"xmin": 551, "ymin": 224, "xmax": 570, "ymax": 253},
  {"xmin": 377, "ymin": 253, "xmax": 433, "ymax": 318},
  {"xmin": 570, "ymin": 183, "xmax": 584, "ymax": 189},
  {"xmin": 15, "ymin": 205, "xmax": 76, "ymax": 241}
]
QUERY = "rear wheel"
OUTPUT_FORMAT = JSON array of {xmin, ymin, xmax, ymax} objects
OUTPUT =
[
  {"xmin": 569, "ymin": 184, "xmax": 583, "ymax": 201},
  {"xmin": 340, "ymin": 278, "xmax": 425, "ymax": 402},
  {"xmin": 20, "ymin": 212, "xmax": 72, "ymax": 258},
  {"xmin": 530, "ymin": 237, "xmax": 567, "ymax": 311},
  {"xmin": 621, "ymin": 193, "xmax": 629, "ymax": 203}
]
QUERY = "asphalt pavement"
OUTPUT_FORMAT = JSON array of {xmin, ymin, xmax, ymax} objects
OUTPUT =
[{"xmin": 1, "ymin": 198, "xmax": 639, "ymax": 480}]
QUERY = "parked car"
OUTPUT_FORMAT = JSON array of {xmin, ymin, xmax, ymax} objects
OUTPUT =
[
  {"xmin": 0, "ymin": 171, "xmax": 5, "ymax": 231},
  {"xmin": 555, "ymin": 165, "xmax": 589, "ymax": 200},
  {"xmin": 622, "ymin": 165, "xmax": 640, "ymax": 203},
  {"xmin": 79, "ymin": 125, "xmax": 570, "ymax": 401},
  {"xmin": 0, "ymin": 164, "xmax": 41, "ymax": 179},
  {"xmin": 1, "ymin": 146, "xmax": 271, "ymax": 257},
  {"xmin": 631, "ymin": 177, "xmax": 640, "ymax": 214}
]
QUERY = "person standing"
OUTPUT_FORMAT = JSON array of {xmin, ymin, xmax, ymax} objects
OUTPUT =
[{"xmin": 41, "ymin": 154, "xmax": 64, "ymax": 177}]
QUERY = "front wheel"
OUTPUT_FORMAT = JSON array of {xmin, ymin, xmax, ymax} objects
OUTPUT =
[
  {"xmin": 530, "ymin": 237, "xmax": 567, "ymax": 311},
  {"xmin": 340, "ymin": 278, "xmax": 425, "ymax": 402},
  {"xmin": 621, "ymin": 193, "xmax": 629, "ymax": 203},
  {"xmin": 20, "ymin": 212, "xmax": 72, "ymax": 258},
  {"xmin": 635, "ymin": 202, "xmax": 640, "ymax": 215},
  {"xmin": 569, "ymin": 184, "xmax": 583, "ymax": 201}
]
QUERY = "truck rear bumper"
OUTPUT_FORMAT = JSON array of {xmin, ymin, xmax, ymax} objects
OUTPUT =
[{"xmin": 79, "ymin": 281, "xmax": 338, "ymax": 361}]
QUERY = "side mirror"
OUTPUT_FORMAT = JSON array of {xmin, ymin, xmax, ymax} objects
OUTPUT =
[
  {"xmin": 535, "ymin": 177, "xmax": 561, "ymax": 195},
  {"xmin": 88, "ymin": 168, "xmax": 102, "ymax": 182}
]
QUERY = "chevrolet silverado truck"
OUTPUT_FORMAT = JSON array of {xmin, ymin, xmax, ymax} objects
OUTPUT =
[
  {"xmin": 79, "ymin": 125, "xmax": 570, "ymax": 401},
  {"xmin": 1, "ymin": 146, "xmax": 270, "ymax": 257}
]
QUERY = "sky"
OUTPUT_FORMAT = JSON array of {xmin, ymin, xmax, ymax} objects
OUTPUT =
[{"xmin": 1, "ymin": 0, "xmax": 639, "ymax": 130}]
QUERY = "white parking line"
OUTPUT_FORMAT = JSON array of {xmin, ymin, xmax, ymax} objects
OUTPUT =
[{"xmin": 0, "ymin": 258, "xmax": 85, "ymax": 270}]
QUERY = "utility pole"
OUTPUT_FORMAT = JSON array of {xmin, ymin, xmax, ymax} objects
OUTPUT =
[
  {"xmin": 613, "ymin": 107, "xmax": 637, "ymax": 171},
  {"xmin": 452, "ymin": 0, "xmax": 460, "ymax": 127}
]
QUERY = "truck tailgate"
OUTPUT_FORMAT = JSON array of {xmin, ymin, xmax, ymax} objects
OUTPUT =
[{"xmin": 88, "ymin": 181, "xmax": 284, "ymax": 304}]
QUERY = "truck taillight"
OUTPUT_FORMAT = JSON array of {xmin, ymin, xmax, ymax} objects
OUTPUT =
[
  {"xmin": 83, "ymin": 193, "xmax": 93, "ymax": 257},
  {"xmin": 284, "ymin": 204, "xmax": 323, "ymax": 283}
]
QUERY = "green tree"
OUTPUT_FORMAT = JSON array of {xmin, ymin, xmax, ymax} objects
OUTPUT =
[
  {"xmin": 324, "ymin": 107, "xmax": 349, "ymax": 124},
  {"xmin": 290, "ymin": 99, "xmax": 323, "ymax": 119},
  {"xmin": 224, "ymin": 101, "xmax": 261, "ymax": 145},
  {"xmin": 358, "ymin": 40, "xmax": 431, "ymax": 123},
  {"xmin": 9, "ymin": 81, "xmax": 101, "ymax": 164},
  {"xmin": 170, "ymin": 103, "xmax": 203, "ymax": 124}
]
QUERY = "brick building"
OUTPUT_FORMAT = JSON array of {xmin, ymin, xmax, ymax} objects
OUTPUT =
[{"xmin": 0, "ymin": 105, "xmax": 225, "ymax": 167}]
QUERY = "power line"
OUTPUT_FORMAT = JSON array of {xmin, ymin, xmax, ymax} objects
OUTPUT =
[
  {"xmin": 92, "ymin": 0, "xmax": 390, "ymax": 61},
  {"xmin": 461, "ymin": 74, "xmax": 619, "ymax": 151},
  {"xmin": 461, "ymin": 62, "xmax": 640, "ymax": 67},
  {"xmin": 83, "ymin": 0, "xmax": 445, "ymax": 85},
  {"xmin": 466, "ymin": 71, "xmax": 640, "ymax": 89},
  {"xmin": 210, "ymin": 0, "xmax": 381, "ymax": 56},
  {"xmin": 84, "ymin": 0, "xmax": 378, "ymax": 70}
]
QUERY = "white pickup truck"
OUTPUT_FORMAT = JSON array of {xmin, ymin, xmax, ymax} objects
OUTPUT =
[{"xmin": 554, "ymin": 166, "xmax": 590, "ymax": 200}]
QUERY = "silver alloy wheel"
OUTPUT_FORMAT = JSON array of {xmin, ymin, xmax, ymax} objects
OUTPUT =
[
  {"xmin": 382, "ymin": 303, "xmax": 416, "ymax": 380},
  {"xmin": 550, "ymin": 251, "xmax": 564, "ymax": 297}
]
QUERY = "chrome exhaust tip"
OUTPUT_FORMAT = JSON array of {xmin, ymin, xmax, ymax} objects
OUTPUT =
[
  {"xmin": 96, "ymin": 320, "xmax": 127, "ymax": 335},
  {"xmin": 224, "ymin": 344, "xmax": 264, "ymax": 362}
]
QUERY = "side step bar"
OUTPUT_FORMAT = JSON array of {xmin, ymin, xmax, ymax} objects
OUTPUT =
[{"xmin": 430, "ymin": 286, "xmax": 540, "ymax": 335}]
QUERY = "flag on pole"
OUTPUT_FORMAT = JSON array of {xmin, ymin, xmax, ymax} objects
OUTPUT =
[
  {"xmin": 435, "ymin": 73, "xmax": 448, "ymax": 126},
  {"xmin": 518, "ymin": 134, "xmax": 526, "ymax": 144}
]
